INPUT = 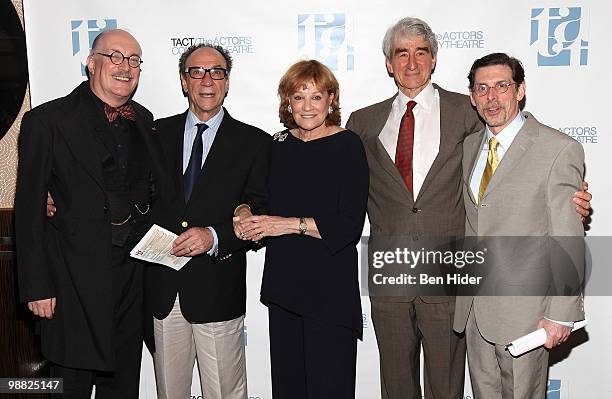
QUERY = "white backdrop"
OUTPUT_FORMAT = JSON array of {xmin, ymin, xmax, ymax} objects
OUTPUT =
[{"xmin": 22, "ymin": 1, "xmax": 611, "ymax": 398}]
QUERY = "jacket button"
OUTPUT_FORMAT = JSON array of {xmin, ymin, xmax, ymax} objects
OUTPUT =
[
  {"xmin": 411, "ymin": 207, "xmax": 419, "ymax": 213},
  {"xmin": 103, "ymin": 205, "xmax": 109, "ymax": 213},
  {"xmin": 181, "ymin": 221, "xmax": 188, "ymax": 228}
]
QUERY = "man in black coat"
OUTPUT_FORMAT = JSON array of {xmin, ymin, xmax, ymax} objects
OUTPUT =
[
  {"xmin": 146, "ymin": 44, "xmax": 270, "ymax": 399},
  {"xmin": 15, "ymin": 29, "xmax": 165, "ymax": 398}
]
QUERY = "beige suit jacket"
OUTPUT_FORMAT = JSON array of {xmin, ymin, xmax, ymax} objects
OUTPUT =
[{"xmin": 453, "ymin": 112, "xmax": 585, "ymax": 344}]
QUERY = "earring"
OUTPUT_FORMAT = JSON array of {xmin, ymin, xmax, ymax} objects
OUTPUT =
[
  {"xmin": 328, "ymin": 105, "xmax": 333, "ymax": 114},
  {"xmin": 287, "ymin": 104, "xmax": 292, "ymax": 114}
]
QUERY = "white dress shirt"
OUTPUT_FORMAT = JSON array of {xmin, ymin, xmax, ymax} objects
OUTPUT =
[{"xmin": 379, "ymin": 82, "xmax": 441, "ymax": 199}]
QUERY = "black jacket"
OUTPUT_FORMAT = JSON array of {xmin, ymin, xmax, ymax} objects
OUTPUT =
[
  {"xmin": 15, "ymin": 81, "xmax": 166, "ymax": 371},
  {"xmin": 145, "ymin": 109, "xmax": 270, "ymax": 350}
]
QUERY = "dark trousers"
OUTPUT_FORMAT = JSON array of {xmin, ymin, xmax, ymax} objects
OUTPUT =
[
  {"xmin": 371, "ymin": 298, "xmax": 466, "ymax": 399},
  {"xmin": 51, "ymin": 247, "xmax": 143, "ymax": 399},
  {"xmin": 268, "ymin": 302, "xmax": 357, "ymax": 399}
]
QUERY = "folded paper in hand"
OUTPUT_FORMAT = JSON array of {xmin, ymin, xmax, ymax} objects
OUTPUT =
[
  {"xmin": 130, "ymin": 224, "xmax": 191, "ymax": 270},
  {"xmin": 506, "ymin": 320, "xmax": 587, "ymax": 357}
]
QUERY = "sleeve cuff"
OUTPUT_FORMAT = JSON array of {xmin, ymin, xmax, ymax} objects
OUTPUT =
[
  {"xmin": 206, "ymin": 226, "xmax": 219, "ymax": 256},
  {"xmin": 544, "ymin": 317, "xmax": 574, "ymax": 329}
]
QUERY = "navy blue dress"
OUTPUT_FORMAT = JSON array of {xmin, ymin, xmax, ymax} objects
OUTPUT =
[{"xmin": 260, "ymin": 129, "xmax": 369, "ymax": 337}]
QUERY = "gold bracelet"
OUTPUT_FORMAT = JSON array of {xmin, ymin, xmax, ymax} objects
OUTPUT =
[{"xmin": 233, "ymin": 204, "xmax": 251, "ymax": 217}]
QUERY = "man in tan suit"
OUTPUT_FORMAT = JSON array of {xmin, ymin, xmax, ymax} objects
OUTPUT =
[
  {"xmin": 346, "ymin": 18, "xmax": 590, "ymax": 399},
  {"xmin": 453, "ymin": 52, "xmax": 585, "ymax": 399}
]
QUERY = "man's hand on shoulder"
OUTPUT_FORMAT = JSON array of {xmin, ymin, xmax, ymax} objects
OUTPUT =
[
  {"xmin": 28, "ymin": 297, "xmax": 56, "ymax": 319},
  {"xmin": 574, "ymin": 181, "xmax": 592, "ymax": 223},
  {"xmin": 172, "ymin": 227, "xmax": 213, "ymax": 257}
]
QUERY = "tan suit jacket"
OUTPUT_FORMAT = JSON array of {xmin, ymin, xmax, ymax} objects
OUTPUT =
[{"xmin": 453, "ymin": 112, "xmax": 585, "ymax": 344}]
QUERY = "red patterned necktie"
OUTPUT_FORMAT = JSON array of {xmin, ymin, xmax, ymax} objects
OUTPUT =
[
  {"xmin": 395, "ymin": 100, "xmax": 417, "ymax": 193},
  {"xmin": 104, "ymin": 103, "xmax": 136, "ymax": 122}
]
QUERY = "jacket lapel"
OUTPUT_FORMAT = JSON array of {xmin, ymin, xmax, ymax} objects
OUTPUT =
[
  {"xmin": 416, "ymin": 87, "xmax": 455, "ymax": 202},
  {"xmin": 167, "ymin": 112, "xmax": 187, "ymax": 204},
  {"xmin": 364, "ymin": 95, "xmax": 415, "ymax": 203},
  {"xmin": 464, "ymin": 129, "xmax": 486, "ymax": 205},
  {"xmin": 58, "ymin": 83, "xmax": 106, "ymax": 192},
  {"xmin": 366, "ymin": 96, "xmax": 395, "ymax": 139},
  {"xmin": 480, "ymin": 113, "xmax": 538, "ymax": 201},
  {"xmin": 366, "ymin": 134, "xmax": 414, "ymax": 201},
  {"xmin": 133, "ymin": 106, "xmax": 168, "ymax": 197},
  {"xmin": 185, "ymin": 108, "xmax": 233, "ymax": 206}
]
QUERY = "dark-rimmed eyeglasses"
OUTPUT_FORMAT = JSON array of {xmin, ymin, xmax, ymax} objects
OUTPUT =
[
  {"xmin": 472, "ymin": 81, "xmax": 515, "ymax": 97},
  {"xmin": 184, "ymin": 67, "xmax": 227, "ymax": 80},
  {"xmin": 96, "ymin": 51, "xmax": 143, "ymax": 68}
]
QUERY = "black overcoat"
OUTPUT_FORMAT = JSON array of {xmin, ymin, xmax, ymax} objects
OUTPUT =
[{"xmin": 15, "ymin": 81, "xmax": 166, "ymax": 371}]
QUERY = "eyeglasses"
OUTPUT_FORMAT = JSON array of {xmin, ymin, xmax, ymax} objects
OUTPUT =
[
  {"xmin": 472, "ymin": 81, "xmax": 515, "ymax": 97},
  {"xmin": 96, "ymin": 51, "xmax": 143, "ymax": 68},
  {"xmin": 184, "ymin": 67, "xmax": 227, "ymax": 80}
]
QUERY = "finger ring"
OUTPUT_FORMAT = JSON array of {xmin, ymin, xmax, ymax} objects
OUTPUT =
[{"xmin": 240, "ymin": 232, "xmax": 244, "ymax": 238}]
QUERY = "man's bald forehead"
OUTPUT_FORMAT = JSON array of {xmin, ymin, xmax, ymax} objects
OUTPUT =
[{"xmin": 92, "ymin": 29, "xmax": 141, "ymax": 55}]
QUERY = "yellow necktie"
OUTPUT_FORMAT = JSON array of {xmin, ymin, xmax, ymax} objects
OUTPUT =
[{"xmin": 478, "ymin": 136, "xmax": 500, "ymax": 204}]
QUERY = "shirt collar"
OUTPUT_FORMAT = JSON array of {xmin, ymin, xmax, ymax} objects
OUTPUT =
[
  {"xmin": 485, "ymin": 111, "xmax": 526, "ymax": 150},
  {"xmin": 396, "ymin": 82, "xmax": 436, "ymax": 112},
  {"xmin": 186, "ymin": 108, "xmax": 225, "ymax": 130}
]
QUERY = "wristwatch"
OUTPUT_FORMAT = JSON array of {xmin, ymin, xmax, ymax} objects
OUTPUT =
[{"xmin": 298, "ymin": 217, "xmax": 307, "ymax": 235}]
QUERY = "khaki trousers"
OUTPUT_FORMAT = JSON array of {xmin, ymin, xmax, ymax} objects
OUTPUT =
[
  {"xmin": 153, "ymin": 296, "xmax": 247, "ymax": 399},
  {"xmin": 466, "ymin": 308, "xmax": 548, "ymax": 399}
]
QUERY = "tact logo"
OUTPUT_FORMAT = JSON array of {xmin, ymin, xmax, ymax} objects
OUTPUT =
[
  {"xmin": 170, "ymin": 36, "xmax": 254, "ymax": 56},
  {"xmin": 297, "ymin": 13, "xmax": 354, "ymax": 71},
  {"xmin": 547, "ymin": 379, "xmax": 561, "ymax": 399},
  {"xmin": 71, "ymin": 19, "xmax": 117, "ymax": 76},
  {"xmin": 530, "ymin": 7, "xmax": 588, "ymax": 67}
]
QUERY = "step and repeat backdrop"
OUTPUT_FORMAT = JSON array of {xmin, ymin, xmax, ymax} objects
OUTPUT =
[{"xmin": 20, "ymin": 0, "xmax": 611, "ymax": 398}]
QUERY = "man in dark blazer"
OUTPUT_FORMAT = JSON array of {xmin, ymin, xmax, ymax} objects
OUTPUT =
[
  {"xmin": 15, "ymin": 29, "xmax": 165, "ymax": 398},
  {"xmin": 346, "ymin": 18, "xmax": 591, "ymax": 399},
  {"xmin": 146, "ymin": 44, "xmax": 270, "ymax": 399}
]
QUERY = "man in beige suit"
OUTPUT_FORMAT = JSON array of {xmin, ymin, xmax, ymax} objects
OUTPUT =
[
  {"xmin": 346, "ymin": 18, "xmax": 591, "ymax": 399},
  {"xmin": 453, "ymin": 52, "xmax": 585, "ymax": 399}
]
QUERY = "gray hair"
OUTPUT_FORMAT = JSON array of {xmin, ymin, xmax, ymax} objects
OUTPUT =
[{"xmin": 382, "ymin": 17, "xmax": 438, "ymax": 59}]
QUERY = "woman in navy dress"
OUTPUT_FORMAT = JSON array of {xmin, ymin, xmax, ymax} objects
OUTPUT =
[{"xmin": 234, "ymin": 60, "xmax": 369, "ymax": 398}]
